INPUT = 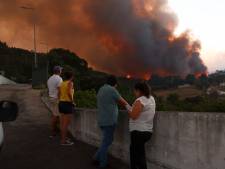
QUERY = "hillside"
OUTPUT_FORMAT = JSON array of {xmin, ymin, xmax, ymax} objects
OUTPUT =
[
  {"xmin": 155, "ymin": 86, "xmax": 203, "ymax": 100},
  {"xmin": 1, "ymin": 40, "xmax": 225, "ymax": 93},
  {"xmin": 0, "ymin": 41, "xmax": 108, "ymax": 90}
]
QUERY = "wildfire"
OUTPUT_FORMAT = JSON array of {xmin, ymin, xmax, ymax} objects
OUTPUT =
[
  {"xmin": 126, "ymin": 74, "xmax": 149, "ymax": 80},
  {"xmin": 168, "ymin": 36, "xmax": 175, "ymax": 42},
  {"xmin": 126, "ymin": 74, "xmax": 131, "ymax": 79},
  {"xmin": 143, "ymin": 74, "xmax": 150, "ymax": 80},
  {"xmin": 195, "ymin": 72, "xmax": 208, "ymax": 78},
  {"xmin": 0, "ymin": 0, "xmax": 207, "ymax": 79}
]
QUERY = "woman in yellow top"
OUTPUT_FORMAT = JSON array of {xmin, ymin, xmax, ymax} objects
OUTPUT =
[{"xmin": 58, "ymin": 71, "xmax": 75, "ymax": 146}]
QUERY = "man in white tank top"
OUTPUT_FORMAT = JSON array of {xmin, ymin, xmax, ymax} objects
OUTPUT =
[{"xmin": 47, "ymin": 66, "xmax": 63, "ymax": 138}]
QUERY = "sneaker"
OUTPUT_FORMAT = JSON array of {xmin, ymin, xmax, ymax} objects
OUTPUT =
[
  {"xmin": 49, "ymin": 134, "xmax": 57, "ymax": 139},
  {"xmin": 61, "ymin": 140, "xmax": 74, "ymax": 146},
  {"xmin": 66, "ymin": 137, "xmax": 72, "ymax": 142}
]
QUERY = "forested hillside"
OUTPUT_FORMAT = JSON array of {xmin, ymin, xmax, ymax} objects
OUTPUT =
[
  {"xmin": 2, "ymin": 41, "xmax": 225, "ymax": 112},
  {"xmin": 0, "ymin": 41, "xmax": 33, "ymax": 82},
  {"xmin": 0, "ymin": 41, "xmax": 107, "ymax": 90}
]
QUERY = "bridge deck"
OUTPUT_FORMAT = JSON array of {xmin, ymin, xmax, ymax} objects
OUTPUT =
[{"xmin": 0, "ymin": 85, "xmax": 128, "ymax": 169}]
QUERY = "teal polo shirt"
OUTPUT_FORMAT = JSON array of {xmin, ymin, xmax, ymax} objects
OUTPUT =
[{"xmin": 97, "ymin": 84, "xmax": 121, "ymax": 126}]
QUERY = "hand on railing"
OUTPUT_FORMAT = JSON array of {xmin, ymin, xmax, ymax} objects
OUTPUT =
[{"xmin": 125, "ymin": 104, "xmax": 132, "ymax": 111}]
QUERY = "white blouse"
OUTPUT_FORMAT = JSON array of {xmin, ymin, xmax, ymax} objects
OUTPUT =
[{"xmin": 129, "ymin": 96, "xmax": 156, "ymax": 132}]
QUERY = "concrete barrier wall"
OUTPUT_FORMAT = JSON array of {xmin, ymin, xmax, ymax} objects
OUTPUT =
[{"xmin": 69, "ymin": 109, "xmax": 225, "ymax": 169}]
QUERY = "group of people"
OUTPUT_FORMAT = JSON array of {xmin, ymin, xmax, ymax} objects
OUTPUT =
[
  {"xmin": 47, "ymin": 66, "xmax": 156, "ymax": 169},
  {"xmin": 47, "ymin": 66, "xmax": 75, "ymax": 145}
]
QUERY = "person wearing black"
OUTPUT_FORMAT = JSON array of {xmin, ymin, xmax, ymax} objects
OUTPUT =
[{"xmin": 126, "ymin": 82, "xmax": 156, "ymax": 169}]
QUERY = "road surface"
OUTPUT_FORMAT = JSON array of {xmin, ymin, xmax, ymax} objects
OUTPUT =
[{"xmin": 0, "ymin": 85, "xmax": 128, "ymax": 169}]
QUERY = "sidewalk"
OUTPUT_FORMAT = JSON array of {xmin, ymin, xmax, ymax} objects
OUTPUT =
[{"xmin": 0, "ymin": 85, "xmax": 128, "ymax": 169}]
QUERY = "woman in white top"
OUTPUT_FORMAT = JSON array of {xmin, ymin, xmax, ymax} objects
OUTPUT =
[{"xmin": 127, "ymin": 82, "xmax": 156, "ymax": 169}]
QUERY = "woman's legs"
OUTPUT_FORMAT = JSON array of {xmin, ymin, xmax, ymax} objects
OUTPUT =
[
  {"xmin": 60, "ymin": 113, "xmax": 72, "ymax": 144},
  {"xmin": 130, "ymin": 131, "xmax": 152, "ymax": 169},
  {"xmin": 137, "ymin": 141, "xmax": 147, "ymax": 169},
  {"xmin": 130, "ymin": 131, "xmax": 138, "ymax": 169}
]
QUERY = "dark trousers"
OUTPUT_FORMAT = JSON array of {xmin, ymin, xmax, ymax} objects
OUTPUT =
[
  {"xmin": 95, "ymin": 125, "xmax": 116, "ymax": 167},
  {"xmin": 130, "ymin": 131, "xmax": 152, "ymax": 169}
]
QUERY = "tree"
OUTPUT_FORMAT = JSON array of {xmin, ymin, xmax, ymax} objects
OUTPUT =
[
  {"xmin": 196, "ymin": 74, "xmax": 209, "ymax": 89},
  {"xmin": 167, "ymin": 93, "xmax": 179, "ymax": 104},
  {"xmin": 185, "ymin": 74, "xmax": 196, "ymax": 85}
]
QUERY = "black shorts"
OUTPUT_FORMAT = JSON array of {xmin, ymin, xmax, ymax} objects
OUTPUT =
[{"xmin": 58, "ymin": 101, "xmax": 75, "ymax": 114}]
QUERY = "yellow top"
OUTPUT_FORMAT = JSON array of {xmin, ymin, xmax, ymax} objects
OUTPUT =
[{"xmin": 59, "ymin": 81, "xmax": 74, "ymax": 102}]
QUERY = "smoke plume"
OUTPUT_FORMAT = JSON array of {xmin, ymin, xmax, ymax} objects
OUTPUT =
[{"xmin": 0, "ymin": 0, "xmax": 207, "ymax": 78}]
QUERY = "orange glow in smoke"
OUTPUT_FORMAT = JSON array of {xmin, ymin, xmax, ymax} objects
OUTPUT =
[
  {"xmin": 145, "ymin": 4, "xmax": 154, "ymax": 12},
  {"xmin": 0, "ymin": 0, "xmax": 207, "ymax": 80},
  {"xmin": 126, "ymin": 74, "xmax": 131, "ymax": 79},
  {"xmin": 143, "ymin": 74, "xmax": 150, "ymax": 80},
  {"xmin": 168, "ymin": 36, "xmax": 175, "ymax": 42},
  {"xmin": 99, "ymin": 33, "xmax": 134, "ymax": 54},
  {"xmin": 195, "ymin": 72, "xmax": 208, "ymax": 78}
]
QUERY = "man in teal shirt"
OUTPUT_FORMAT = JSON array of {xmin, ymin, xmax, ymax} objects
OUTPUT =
[{"xmin": 94, "ymin": 76, "xmax": 128, "ymax": 169}]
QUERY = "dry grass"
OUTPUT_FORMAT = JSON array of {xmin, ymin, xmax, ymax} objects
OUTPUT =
[{"xmin": 154, "ymin": 86, "xmax": 203, "ymax": 99}]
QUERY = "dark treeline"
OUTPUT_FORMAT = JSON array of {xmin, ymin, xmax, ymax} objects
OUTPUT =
[
  {"xmin": 0, "ymin": 41, "xmax": 107, "ymax": 90},
  {"xmin": 0, "ymin": 41, "xmax": 33, "ymax": 82},
  {"xmin": 149, "ymin": 74, "xmax": 209, "ymax": 90},
  {"xmin": 2, "ymin": 41, "xmax": 225, "ymax": 112},
  {"xmin": 1, "ymin": 41, "xmax": 225, "ymax": 91},
  {"xmin": 150, "ymin": 71, "xmax": 225, "ymax": 90}
]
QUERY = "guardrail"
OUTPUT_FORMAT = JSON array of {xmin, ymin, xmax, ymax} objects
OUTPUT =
[{"xmin": 42, "ymin": 96, "xmax": 225, "ymax": 169}]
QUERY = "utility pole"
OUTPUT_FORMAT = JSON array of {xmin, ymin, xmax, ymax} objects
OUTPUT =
[
  {"xmin": 34, "ymin": 23, "xmax": 37, "ymax": 68},
  {"xmin": 20, "ymin": 6, "xmax": 37, "ymax": 68}
]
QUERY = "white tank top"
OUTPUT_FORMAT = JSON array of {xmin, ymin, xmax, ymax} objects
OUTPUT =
[{"xmin": 129, "ymin": 96, "xmax": 156, "ymax": 132}]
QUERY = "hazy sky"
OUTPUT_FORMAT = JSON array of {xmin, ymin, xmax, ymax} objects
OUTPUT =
[
  {"xmin": 0, "ymin": 0, "xmax": 224, "ymax": 74},
  {"xmin": 169, "ymin": 0, "xmax": 225, "ymax": 72}
]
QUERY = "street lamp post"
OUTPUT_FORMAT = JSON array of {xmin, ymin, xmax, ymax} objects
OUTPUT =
[
  {"xmin": 20, "ymin": 6, "xmax": 37, "ymax": 69},
  {"xmin": 34, "ymin": 23, "xmax": 37, "ymax": 68}
]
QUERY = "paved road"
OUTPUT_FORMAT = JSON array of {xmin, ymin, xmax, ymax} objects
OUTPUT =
[{"xmin": 0, "ymin": 85, "xmax": 128, "ymax": 169}]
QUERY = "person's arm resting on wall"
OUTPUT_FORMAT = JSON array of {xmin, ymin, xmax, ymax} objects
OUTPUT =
[
  {"xmin": 128, "ymin": 100, "xmax": 143, "ymax": 120},
  {"xmin": 113, "ymin": 89, "xmax": 130, "ymax": 108},
  {"xmin": 118, "ymin": 97, "xmax": 129, "ymax": 107}
]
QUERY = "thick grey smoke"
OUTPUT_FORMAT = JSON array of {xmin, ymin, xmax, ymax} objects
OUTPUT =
[{"xmin": 0, "ymin": 0, "xmax": 207, "ymax": 78}]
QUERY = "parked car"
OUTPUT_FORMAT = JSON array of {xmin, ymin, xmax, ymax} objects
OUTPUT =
[
  {"xmin": 0, "ymin": 122, "xmax": 3, "ymax": 150},
  {"xmin": 0, "ymin": 101, "xmax": 18, "ymax": 151}
]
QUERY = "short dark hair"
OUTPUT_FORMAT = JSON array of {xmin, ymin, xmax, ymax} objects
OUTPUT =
[
  {"xmin": 53, "ymin": 66, "xmax": 62, "ymax": 74},
  {"xmin": 106, "ymin": 75, "xmax": 118, "ymax": 86},
  {"xmin": 63, "ymin": 71, "xmax": 74, "ymax": 81},
  {"xmin": 134, "ymin": 82, "xmax": 151, "ymax": 98}
]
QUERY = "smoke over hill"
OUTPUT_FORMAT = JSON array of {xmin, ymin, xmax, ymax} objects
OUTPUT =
[{"xmin": 0, "ymin": 0, "xmax": 207, "ymax": 79}]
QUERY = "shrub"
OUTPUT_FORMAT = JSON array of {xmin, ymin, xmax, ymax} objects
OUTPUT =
[
  {"xmin": 73, "ymin": 88, "xmax": 225, "ymax": 112},
  {"xmin": 167, "ymin": 93, "xmax": 179, "ymax": 104},
  {"xmin": 75, "ymin": 89, "xmax": 97, "ymax": 108}
]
